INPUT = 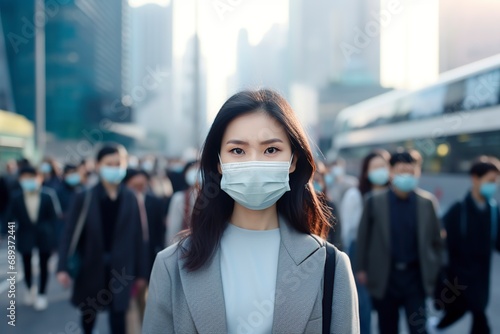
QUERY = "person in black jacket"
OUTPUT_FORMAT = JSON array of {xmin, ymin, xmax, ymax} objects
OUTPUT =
[
  {"xmin": 55, "ymin": 164, "xmax": 83, "ymax": 247},
  {"xmin": 57, "ymin": 144, "xmax": 148, "ymax": 334},
  {"xmin": 432, "ymin": 156, "xmax": 500, "ymax": 334},
  {"xmin": 123, "ymin": 168, "xmax": 166, "ymax": 327},
  {"xmin": 6, "ymin": 166, "xmax": 58, "ymax": 311}
]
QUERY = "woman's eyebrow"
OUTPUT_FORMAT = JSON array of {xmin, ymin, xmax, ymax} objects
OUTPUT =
[
  {"xmin": 260, "ymin": 138, "xmax": 283, "ymax": 145},
  {"xmin": 225, "ymin": 138, "xmax": 283, "ymax": 145},
  {"xmin": 226, "ymin": 139, "xmax": 248, "ymax": 145}
]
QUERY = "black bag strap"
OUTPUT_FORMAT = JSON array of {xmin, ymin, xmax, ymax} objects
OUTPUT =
[
  {"xmin": 322, "ymin": 241, "xmax": 337, "ymax": 334},
  {"xmin": 68, "ymin": 190, "xmax": 92, "ymax": 257}
]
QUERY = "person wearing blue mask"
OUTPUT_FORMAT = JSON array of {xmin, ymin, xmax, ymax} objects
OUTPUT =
[
  {"xmin": 339, "ymin": 149, "xmax": 390, "ymax": 334},
  {"xmin": 166, "ymin": 160, "xmax": 200, "ymax": 246},
  {"xmin": 39, "ymin": 157, "xmax": 62, "ymax": 190},
  {"xmin": 430, "ymin": 156, "xmax": 500, "ymax": 334},
  {"xmin": 57, "ymin": 143, "xmax": 148, "ymax": 334},
  {"xmin": 55, "ymin": 164, "xmax": 83, "ymax": 246},
  {"xmin": 6, "ymin": 166, "xmax": 58, "ymax": 311},
  {"xmin": 356, "ymin": 149, "xmax": 443, "ymax": 334},
  {"xmin": 143, "ymin": 90, "xmax": 360, "ymax": 334},
  {"xmin": 312, "ymin": 161, "xmax": 342, "ymax": 250}
]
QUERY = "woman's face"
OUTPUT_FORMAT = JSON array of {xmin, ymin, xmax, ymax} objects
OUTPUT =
[
  {"xmin": 219, "ymin": 111, "xmax": 297, "ymax": 172},
  {"xmin": 368, "ymin": 156, "xmax": 389, "ymax": 173}
]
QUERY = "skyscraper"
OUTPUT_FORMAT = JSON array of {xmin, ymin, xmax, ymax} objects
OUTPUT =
[
  {"xmin": 128, "ymin": 2, "xmax": 173, "ymax": 152},
  {"xmin": 0, "ymin": 0, "xmax": 130, "ymax": 151}
]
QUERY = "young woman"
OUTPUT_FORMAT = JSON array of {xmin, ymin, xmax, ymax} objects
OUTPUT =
[
  {"xmin": 143, "ymin": 90, "xmax": 359, "ymax": 333},
  {"xmin": 340, "ymin": 150, "xmax": 390, "ymax": 334},
  {"xmin": 166, "ymin": 160, "xmax": 201, "ymax": 246}
]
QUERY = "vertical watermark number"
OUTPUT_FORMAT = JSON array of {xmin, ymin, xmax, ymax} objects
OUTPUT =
[{"xmin": 6, "ymin": 221, "xmax": 17, "ymax": 327}]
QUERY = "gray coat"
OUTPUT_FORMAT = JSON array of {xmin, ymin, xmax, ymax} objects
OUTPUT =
[
  {"xmin": 143, "ymin": 216, "xmax": 360, "ymax": 333},
  {"xmin": 356, "ymin": 188, "xmax": 443, "ymax": 300}
]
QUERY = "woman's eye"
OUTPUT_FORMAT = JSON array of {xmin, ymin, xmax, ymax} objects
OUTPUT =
[
  {"xmin": 265, "ymin": 147, "xmax": 280, "ymax": 154},
  {"xmin": 230, "ymin": 148, "xmax": 244, "ymax": 155}
]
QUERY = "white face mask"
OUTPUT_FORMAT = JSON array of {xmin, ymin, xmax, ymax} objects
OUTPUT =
[{"xmin": 219, "ymin": 154, "xmax": 293, "ymax": 211}]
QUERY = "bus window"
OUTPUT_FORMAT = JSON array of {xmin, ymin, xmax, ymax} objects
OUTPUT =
[
  {"xmin": 443, "ymin": 80, "xmax": 465, "ymax": 114},
  {"xmin": 463, "ymin": 69, "xmax": 500, "ymax": 111},
  {"xmin": 410, "ymin": 85, "xmax": 446, "ymax": 120}
]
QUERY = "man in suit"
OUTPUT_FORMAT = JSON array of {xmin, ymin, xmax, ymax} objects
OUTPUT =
[
  {"xmin": 356, "ymin": 150, "xmax": 443, "ymax": 334},
  {"xmin": 57, "ymin": 144, "xmax": 148, "ymax": 334},
  {"xmin": 123, "ymin": 168, "xmax": 166, "ymax": 331},
  {"xmin": 7, "ymin": 166, "xmax": 58, "ymax": 311}
]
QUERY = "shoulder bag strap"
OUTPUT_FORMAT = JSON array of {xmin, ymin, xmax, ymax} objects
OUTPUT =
[
  {"xmin": 460, "ymin": 199, "xmax": 467, "ymax": 238},
  {"xmin": 490, "ymin": 199, "xmax": 498, "ymax": 247},
  {"xmin": 68, "ymin": 190, "xmax": 92, "ymax": 256},
  {"xmin": 322, "ymin": 242, "xmax": 337, "ymax": 334}
]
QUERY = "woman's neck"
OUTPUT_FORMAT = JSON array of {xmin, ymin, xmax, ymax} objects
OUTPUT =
[
  {"xmin": 230, "ymin": 204, "xmax": 279, "ymax": 230},
  {"xmin": 372, "ymin": 184, "xmax": 385, "ymax": 192}
]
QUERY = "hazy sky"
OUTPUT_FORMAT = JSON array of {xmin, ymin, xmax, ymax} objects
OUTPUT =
[{"xmin": 129, "ymin": 0, "xmax": 288, "ymax": 123}]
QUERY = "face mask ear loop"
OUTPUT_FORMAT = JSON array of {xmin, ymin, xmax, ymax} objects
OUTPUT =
[{"xmin": 289, "ymin": 153, "xmax": 294, "ymax": 167}]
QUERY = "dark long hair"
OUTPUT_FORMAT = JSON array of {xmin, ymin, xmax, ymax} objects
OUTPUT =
[
  {"xmin": 179, "ymin": 89, "xmax": 332, "ymax": 271},
  {"xmin": 358, "ymin": 149, "xmax": 390, "ymax": 196}
]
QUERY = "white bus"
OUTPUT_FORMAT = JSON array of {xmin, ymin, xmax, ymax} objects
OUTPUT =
[{"xmin": 330, "ymin": 54, "xmax": 500, "ymax": 213}]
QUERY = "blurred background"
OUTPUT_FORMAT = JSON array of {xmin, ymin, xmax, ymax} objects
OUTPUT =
[{"xmin": 0, "ymin": 0, "xmax": 500, "ymax": 333}]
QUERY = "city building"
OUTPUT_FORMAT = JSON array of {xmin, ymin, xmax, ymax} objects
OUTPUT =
[{"xmin": 0, "ymin": 0, "xmax": 131, "ymax": 158}]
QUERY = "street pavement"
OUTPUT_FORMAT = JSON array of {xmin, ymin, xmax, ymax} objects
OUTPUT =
[{"xmin": 1, "ymin": 241, "xmax": 499, "ymax": 334}]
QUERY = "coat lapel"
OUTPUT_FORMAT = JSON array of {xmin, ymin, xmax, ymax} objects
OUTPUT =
[
  {"xmin": 416, "ymin": 193, "xmax": 427, "ymax": 253},
  {"xmin": 378, "ymin": 191, "xmax": 391, "ymax": 248},
  {"xmin": 178, "ymin": 245, "xmax": 227, "ymax": 334},
  {"xmin": 272, "ymin": 216, "xmax": 324, "ymax": 333}
]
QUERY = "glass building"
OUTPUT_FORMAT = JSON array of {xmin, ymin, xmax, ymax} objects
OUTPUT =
[{"xmin": 0, "ymin": 0, "xmax": 130, "ymax": 144}]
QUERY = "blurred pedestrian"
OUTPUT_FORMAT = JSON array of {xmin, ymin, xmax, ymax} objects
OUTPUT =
[
  {"xmin": 166, "ymin": 158, "xmax": 189, "ymax": 193},
  {"xmin": 356, "ymin": 149, "xmax": 443, "ymax": 334},
  {"xmin": 39, "ymin": 157, "xmax": 62, "ymax": 190},
  {"xmin": 143, "ymin": 89, "xmax": 359, "ymax": 333},
  {"xmin": 165, "ymin": 160, "xmax": 200, "ymax": 246},
  {"xmin": 340, "ymin": 149, "xmax": 390, "ymax": 334},
  {"xmin": 313, "ymin": 161, "xmax": 342, "ymax": 249},
  {"xmin": 0, "ymin": 175, "xmax": 9, "ymax": 236},
  {"xmin": 431, "ymin": 156, "xmax": 500, "ymax": 334},
  {"xmin": 326, "ymin": 158, "xmax": 358, "ymax": 207},
  {"xmin": 56, "ymin": 164, "xmax": 83, "ymax": 245},
  {"xmin": 123, "ymin": 168, "xmax": 166, "ymax": 331},
  {"xmin": 142, "ymin": 155, "xmax": 173, "ymax": 207},
  {"xmin": 4, "ymin": 159, "xmax": 20, "ymax": 190},
  {"xmin": 57, "ymin": 143, "xmax": 148, "ymax": 334},
  {"xmin": 6, "ymin": 166, "xmax": 58, "ymax": 311}
]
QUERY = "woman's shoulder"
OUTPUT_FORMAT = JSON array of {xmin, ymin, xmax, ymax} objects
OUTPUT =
[{"xmin": 155, "ymin": 242, "xmax": 184, "ymax": 271}]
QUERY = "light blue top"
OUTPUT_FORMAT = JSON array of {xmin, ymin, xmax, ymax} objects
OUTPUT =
[{"xmin": 220, "ymin": 223, "xmax": 281, "ymax": 334}]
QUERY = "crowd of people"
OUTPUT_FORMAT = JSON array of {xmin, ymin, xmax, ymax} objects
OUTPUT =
[{"xmin": 0, "ymin": 89, "xmax": 499, "ymax": 334}]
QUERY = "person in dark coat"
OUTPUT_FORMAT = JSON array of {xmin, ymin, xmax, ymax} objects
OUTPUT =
[
  {"xmin": 433, "ymin": 156, "xmax": 500, "ymax": 334},
  {"xmin": 55, "ymin": 164, "xmax": 83, "ymax": 247},
  {"xmin": 123, "ymin": 168, "xmax": 166, "ymax": 327},
  {"xmin": 57, "ymin": 144, "xmax": 148, "ymax": 334},
  {"xmin": 6, "ymin": 166, "xmax": 58, "ymax": 311},
  {"xmin": 39, "ymin": 157, "xmax": 62, "ymax": 190}
]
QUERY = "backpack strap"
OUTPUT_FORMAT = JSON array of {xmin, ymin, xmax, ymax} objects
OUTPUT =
[{"xmin": 322, "ymin": 241, "xmax": 337, "ymax": 334}]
